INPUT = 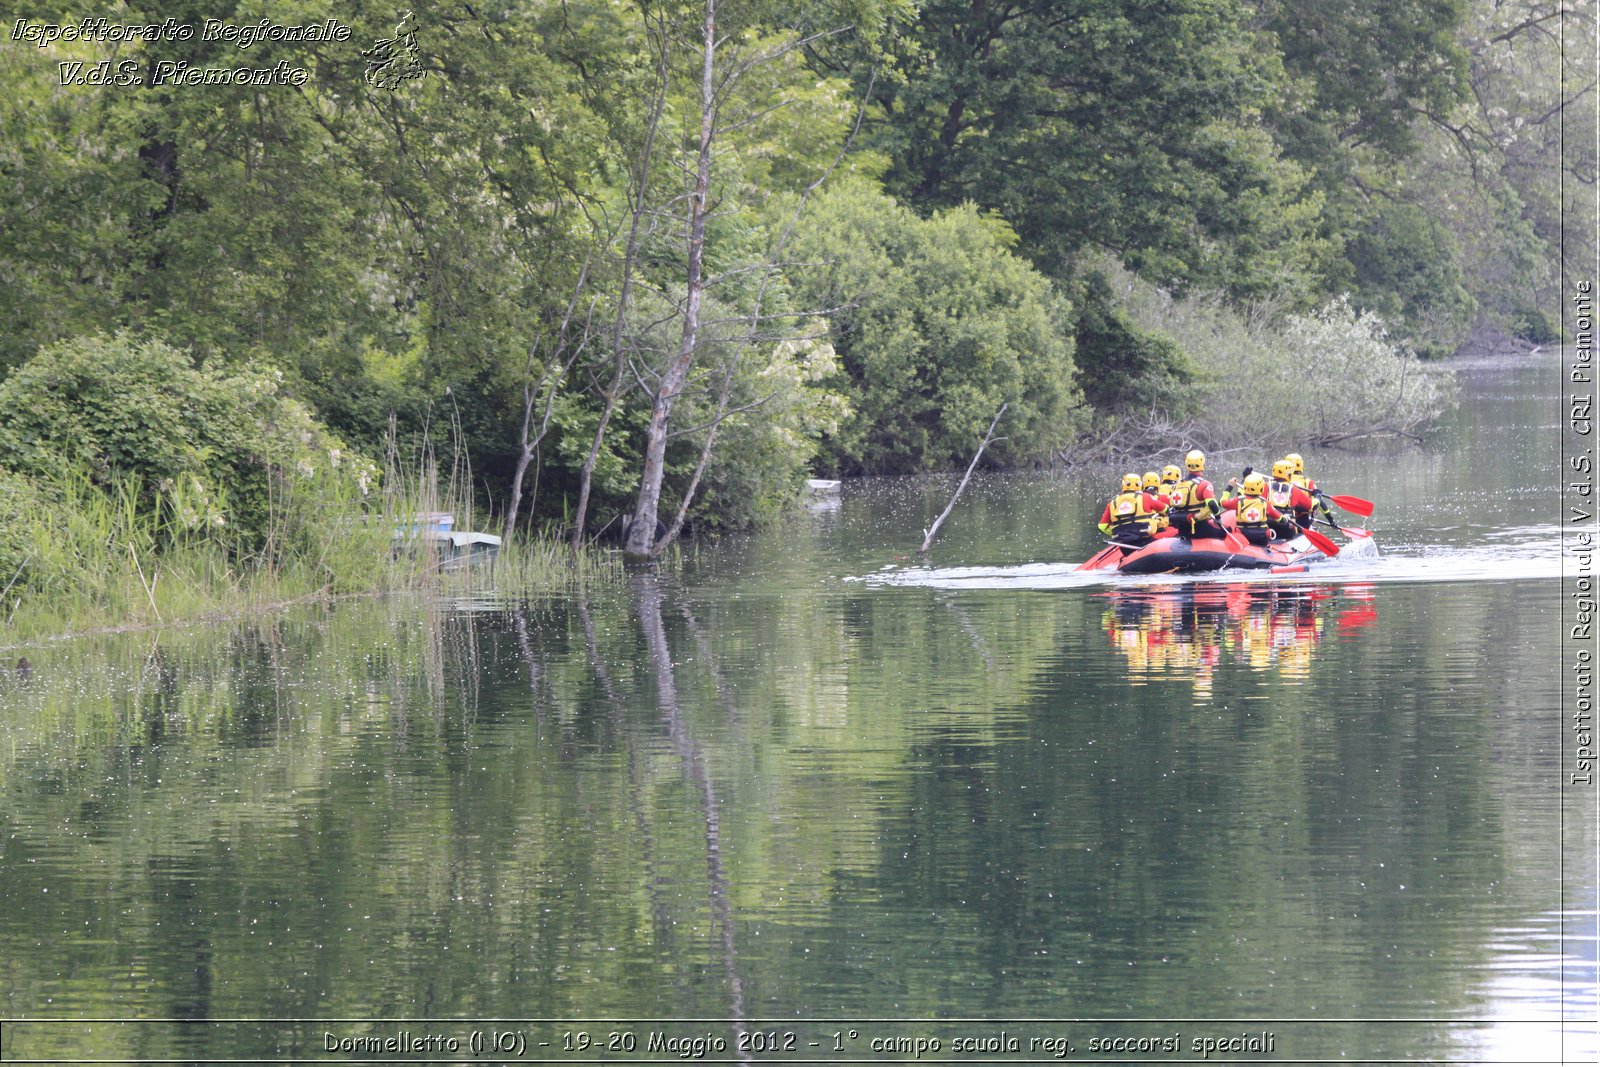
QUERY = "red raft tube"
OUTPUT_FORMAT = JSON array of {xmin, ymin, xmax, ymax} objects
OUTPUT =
[
  {"xmin": 1077, "ymin": 532, "xmax": 1327, "ymax": 574},
  {"xmin": 1077, "ymin": 519, "xmax": 1373, "ymax": 576}
]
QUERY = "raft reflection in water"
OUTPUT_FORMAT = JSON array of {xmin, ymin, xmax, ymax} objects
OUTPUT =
[{"xmin": 1098, "ymin": 583, "xmax": 1378, "ymax": 700}]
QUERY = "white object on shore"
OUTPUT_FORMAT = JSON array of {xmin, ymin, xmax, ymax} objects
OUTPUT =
[
  {"xmin": 394, "ymin": 514, "xmax": 502, "ymax": 567},
  {"xmin": 805, "ymin": 479, "xmax": 841, "ymax": 494}
]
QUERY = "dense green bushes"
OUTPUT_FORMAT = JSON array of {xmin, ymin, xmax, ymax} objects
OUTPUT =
[
  {"xmin": 788, "ymin": 181, "xmax": 1083, "ymax": 474},
  {"xmin": 0, "ymin": 333, "xmax": 376, "ymax": 547},
  {"xmin": 0, "ymin": 333, "xmax": 402, "ymax": 621}
]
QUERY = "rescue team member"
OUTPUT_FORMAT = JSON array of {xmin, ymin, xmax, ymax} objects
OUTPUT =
[
  {"xmin": 1167, "ymin": 449, "xmax": 1225, "ymax": 540},
  {"xmin": 1284, "ymin": 452, "xmax": 1337, "ymax": 527},
  {"xmin": 1284, "ymin": 452, "xmax": 1313, "ymax": 491},
  {"xmin": 1141, "ymin": 471, "xmax": 1172, "ymax": 535},
  {"xmin": 1098, "ymin": 473, "xmax": 1174, "ymax": 546},
  {"xmin": 1158, "ymin": 464, "xmax": 1183, "ymax": 497},
  {"xmin": 1266, "ymin": 459, "xmax": 1317, "ymax": 535},
  {"xmin": 1220, "ymin": 472, "xmax": 1283, "ymax": 546}
]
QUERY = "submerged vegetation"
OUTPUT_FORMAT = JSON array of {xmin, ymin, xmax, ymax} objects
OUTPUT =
[{"xmin": 0, "ymin": 0, "xmax": 1587, "ymax": 630}]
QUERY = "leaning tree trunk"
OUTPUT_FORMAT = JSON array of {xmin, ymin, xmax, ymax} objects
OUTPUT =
[{"xmin": 624, "ymin": 0, "xmax": 716, "ymax": 562}]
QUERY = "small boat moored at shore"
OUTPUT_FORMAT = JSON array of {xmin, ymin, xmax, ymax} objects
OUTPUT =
[{"xmin": 394, "ymin": 512, "xmax": 502, "ymax": 569}]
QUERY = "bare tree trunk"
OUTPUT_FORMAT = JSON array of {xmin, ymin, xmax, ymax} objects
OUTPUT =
[
  {"xmin": 570, "ymin": 354, "xmax": 628, "ymax": 550},
  {"xmin": 503, "ymin": 382, "xmax": 540, "ymax": 543},
  {"xmin": 651, "ymin": 67, "xmax": 877, "ymax": 557},
  {"xmin": 624, "ymin": 0, "xmax": 717, "ymax": 562},
  {"xmin": 656, "ymin": 361, "xmax": 735, "ymax": 553}
]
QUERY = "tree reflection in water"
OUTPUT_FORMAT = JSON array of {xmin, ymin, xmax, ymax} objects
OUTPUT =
[{"xmin": 633, "ymin": 573, "xmax": 749, "ymax": 1063}]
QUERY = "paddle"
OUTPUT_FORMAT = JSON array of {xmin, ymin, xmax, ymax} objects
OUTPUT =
[
  {"xmin": 1076, "ymin": 542, "xmax": 1130, "ymax": 570},
  {"xmin": 1322, "ymin": 493, "xmax": 1374, "ymax": 517},
  {"xmin": 1300, "ymin": 526, "xmax": 1339, "ymax": 557},
  {"xmin": 1316, "ymin": 517, "xmax": 1370, "ymax": 538}
]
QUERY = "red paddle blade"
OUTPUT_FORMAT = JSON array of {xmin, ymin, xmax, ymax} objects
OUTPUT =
[
  {"xmin": 1299, "ymin": 527, "xmax": 1337, "ymax": 559},
  {"xmin": 1303, "ymin": 527, "xmax": 1340, "ymax": 556},
  {"xmin": 1326, "ymin": 494, "xmax": 1374, "ymax": 517},
  {"xmin": 1076, "ymin": 544, "xmax": 1123, "ymax": 571}
]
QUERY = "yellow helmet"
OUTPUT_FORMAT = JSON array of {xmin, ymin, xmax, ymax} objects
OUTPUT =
[
  {"xmin": 1142, "ymin": 471, "xmax": 1161, "ymax": 490},
  {"xmin": 1160, "ymin": 464, "xmax": 1182, "ymax": 483},
  {"xmin": 1121, "ymin": 472, "xmax": 1142, "ymax": 492},
  {"xmin": 1242, "ymin": 472, "xmax": 1267, "ymax": 495},
  {"xmin": 1185, "ymin": 449, "xmax": 1205, "ymax": 472},
  {"xmin": 1271, "ymin": 459, "xmax": 1294, "ymax": 481},
  {"xmin": 1286, "ymin": 452, "xmax": 1304, "ymax": 474}
]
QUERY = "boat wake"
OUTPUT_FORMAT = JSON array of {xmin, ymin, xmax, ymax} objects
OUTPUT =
[{"xmin": 851, "ymin": 528, "xmax": 1560, "ymax": 591}]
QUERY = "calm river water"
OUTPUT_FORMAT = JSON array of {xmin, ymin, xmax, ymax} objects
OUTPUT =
[{"xmin": 0, "ymin": 356, "xmax": 1594, "ymax": 1064}]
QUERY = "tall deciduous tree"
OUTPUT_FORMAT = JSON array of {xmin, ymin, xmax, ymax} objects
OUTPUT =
[
  {"xmin": 623, "ymin": 0, "xmax": 721, "ymax": 561},
  {"xmin": 620, "ymin": 0, "xmax": 896, "ymax": 559},
  {"xmin": 1397, "ymin": 0, "xmax": 1595, "ymax": 344},
  {"xmin": 1248, "ymin": 0, "xmax": 1478, "ymax": 352},
  {"xmin": 1253, "ymin": 0, "xmax": 1472, "ymax": 165},
  {"xmin": 858, "ymin": 0, "xmax": 1326, "ymax": 296}
]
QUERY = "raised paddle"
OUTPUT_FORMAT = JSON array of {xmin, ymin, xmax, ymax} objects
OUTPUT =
[{"xmin": 1322, "ymin": 493, "xmax": 1374, "ymax": 517}]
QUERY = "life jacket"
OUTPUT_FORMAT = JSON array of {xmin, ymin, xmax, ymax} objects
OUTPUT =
[
  {"xmin": 1169, "ymin": 476, "xmax": 1211, "ymax": 516},
  {"xmin": 1109, "ymin": 490, "xmax": 1152, "ymax": 531},
  {"xmin": 1290, "ymin": 472, "xmax": 1316, "ymax": 492},
  {"xmin": 1235, "ymin": 493, "xmax": 1271, "ymax": 528},
  {"xmin": 1267, "ymin": 479, "xmax": 1294, "ymax": 509}
]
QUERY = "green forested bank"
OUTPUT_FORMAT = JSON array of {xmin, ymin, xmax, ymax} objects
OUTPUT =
[{"xmin": 0, "ymin": 1, "xmax": 1589, "ymax": 586}]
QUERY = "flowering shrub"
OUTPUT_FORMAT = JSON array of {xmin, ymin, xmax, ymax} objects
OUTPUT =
[{"xmin": 1278, "ymin": 297, "xmax": 1455, "ymax": 443}]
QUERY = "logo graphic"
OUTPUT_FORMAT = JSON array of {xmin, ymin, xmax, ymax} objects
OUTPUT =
[{"xmin": 363, "ymin": 11, "xmax": 425, "ymax": 90}]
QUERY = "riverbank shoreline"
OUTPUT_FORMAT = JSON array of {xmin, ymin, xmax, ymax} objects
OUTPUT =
[{"xmin": 0, "ymin": 536, "xmax": 620, "ymax": 654}]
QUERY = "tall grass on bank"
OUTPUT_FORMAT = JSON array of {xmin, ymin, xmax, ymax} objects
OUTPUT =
[{"xmin": 0, "ymin": 455, "xmax": 615, "ymax": 647}]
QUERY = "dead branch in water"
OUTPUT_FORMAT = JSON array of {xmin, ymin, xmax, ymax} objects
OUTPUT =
[{"xmin": 919, "ymin": 404, "xmax": 1006, "ymax": 555}]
